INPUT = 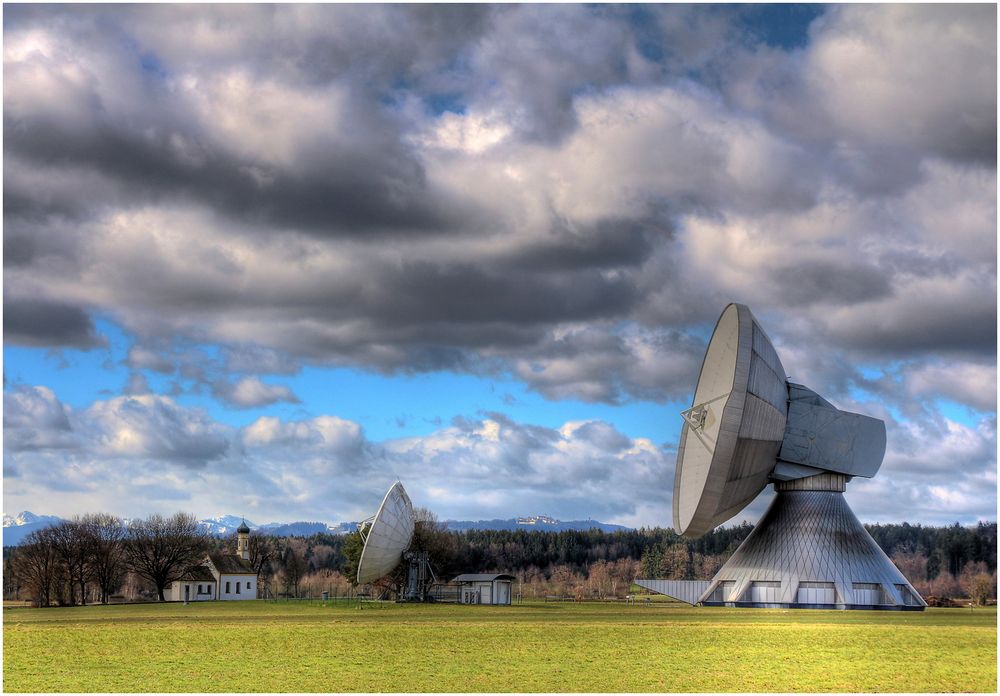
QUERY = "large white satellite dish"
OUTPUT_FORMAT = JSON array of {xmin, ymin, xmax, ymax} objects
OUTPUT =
[
  {"xmin": 356, "ymin": 481, "xmax": 415, "ymax": 585},
  {"xmin": 662, "ymin": 303, "xmax": 924, "ymax": 610}
]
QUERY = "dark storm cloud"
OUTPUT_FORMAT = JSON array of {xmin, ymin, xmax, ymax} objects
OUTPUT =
[
  {"xmin": 822, "ymin": 291, "xmax": 997, "ymax": 357},
  {"xmin": 503, "ymin": 216, "xmax": 657, "ymax": 272},
  {"xmin": 2, "ymin": 5, "xmax": 497, "ymax": 241},
  {"xmin": 2, "ymin": 3, "xmax": 996, "ymax": 412},
  {"xmin": 372, "ymin": 261, "xmax": 638, "ymax": 325},
  {"xmin": 114, "ymin": 4, "xmax": 493, "ymax": 89},
  {"xmin": 768, "ymin": 260, "xmax": 893, "ymax": 308},
  {"xmin": 3, "ymin": 297, "xmax": 105, "ymax": 349},
  {"xmin": 3, "ymin": 99, "xmax": 458, "ymax": 238}
]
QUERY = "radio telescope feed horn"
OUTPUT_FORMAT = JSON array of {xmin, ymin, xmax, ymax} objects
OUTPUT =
[
  {"xmin": 356, "ymin": 481, "xmax": 415, "ymax": 585},
  {"xmin": 673, "ymin": 303, "xmax": 789, "ymax": 537}
]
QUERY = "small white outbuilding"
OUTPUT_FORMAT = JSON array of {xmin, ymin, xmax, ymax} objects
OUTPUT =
[{"xmin": 453, "ymin": 573, "xmax": 515, "ymax": 605}]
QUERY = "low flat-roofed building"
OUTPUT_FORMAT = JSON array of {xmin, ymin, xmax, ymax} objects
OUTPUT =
[{"xmin": 453, "ymin": 573, "xmax": 515, "ymax": 605}]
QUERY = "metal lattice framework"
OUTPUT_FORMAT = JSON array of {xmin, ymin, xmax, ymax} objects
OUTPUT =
[{"xmin": 700, "ymin": 475, "xmax": 924, "ymax": 608}]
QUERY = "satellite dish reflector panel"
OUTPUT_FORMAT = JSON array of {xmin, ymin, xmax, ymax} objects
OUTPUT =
[
  {"xmin": 356, "ymin": 481, "xmax": 415, "ymax": 585},
  {"xmin": 673, "ymin": 303, "xmax": 789, "ymax": 537}
]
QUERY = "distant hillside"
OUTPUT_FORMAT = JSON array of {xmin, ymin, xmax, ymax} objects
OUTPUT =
[
  {"xmin": 443, "ymin": 515, "xmax": 632, "ymax": 533},
  {"xmin": 204, "ymin": 518, "xmax": 362, "ymax": 537},
  {"xmin": 3, "ymin": 510, "xmax": 629, "ymax": 545},
  {"xmin": 205, "ymin": 514, "xmax": 629, "ymax": 536},
  {"xmin": 257, "ymin": 521, "xmax": 329, "ymax": 537}
]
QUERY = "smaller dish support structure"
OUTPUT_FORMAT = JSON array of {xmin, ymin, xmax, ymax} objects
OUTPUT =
[{"xmin": 400, "ymin": 550, "xmax": 438, "ymax": 602}]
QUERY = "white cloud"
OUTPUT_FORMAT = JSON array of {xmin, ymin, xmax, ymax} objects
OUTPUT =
[
  {"xmin": 242, "ymin": 415, "xmax": 364, "ymax": 455},
  {"xmin": 803, "ymin": 5, "xmax": 995, "ymax": 161},
  {"xmin": 3, "ymin": 386, "xmax": 77, "ymax": 451},
  {"xmin": 904, "ymin": 362, "xmax": 996, "ymax": 413},
  {"xmin": 214, "ymin": 376, "xmax": 299, "ymax": 409},
  {"xmin": 84, "ymin": 395, "xmax": 231, "ymax": 462},
  {"xmin": 4, "ymin": 382, "xmax": 995, "ymax": 526}
]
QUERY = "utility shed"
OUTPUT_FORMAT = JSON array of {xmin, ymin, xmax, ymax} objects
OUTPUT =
[{"xmin": 453, "ymin": 573, "xmax": 515, "ymax": 605}]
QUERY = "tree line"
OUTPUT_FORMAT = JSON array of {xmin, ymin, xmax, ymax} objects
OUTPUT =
[
  {"xmin": 221, "ymin": 517, "xmax": 998, "ymax": 602},
  {"xmin": 4, "ymin": 513, "xmax": 211, "ymax": 605},
  {"xmin": 4, "ymin": 513, "xmax": 996, "ymax": 606}
]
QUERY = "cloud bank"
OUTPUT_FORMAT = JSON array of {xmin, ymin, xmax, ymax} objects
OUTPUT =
[{"xmin": 3, "ymin": 5, "xmax": 995, "ymax": 525}]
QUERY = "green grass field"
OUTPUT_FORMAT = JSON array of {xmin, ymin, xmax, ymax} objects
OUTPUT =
[{"xmin": 4, "ymin": 600, "xmax": 996, "ymax": 692}]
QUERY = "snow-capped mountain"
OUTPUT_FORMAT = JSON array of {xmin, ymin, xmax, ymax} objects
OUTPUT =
[
  {"xmin": 445, "ymin": 516, "xmax": 631, "ymax": 533},
  {"xmin": 197, "ymin": 515, "xmax": 256, "ymax": 536},
  {"xmin": 201, "ymin": 517, "xmax": 350, "ymax": 537},
  {"xmin": 2, "ymin": 511, "xmax": 64, "ymax": 546},
  {"xmin": 3, "ymin": 511, "xmax": 62, "ymax": 528}
]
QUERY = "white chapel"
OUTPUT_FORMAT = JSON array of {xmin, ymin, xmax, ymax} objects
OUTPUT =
[{"xmin": 165, "ymin": 520, "xmax": 258, "ymax": 602}]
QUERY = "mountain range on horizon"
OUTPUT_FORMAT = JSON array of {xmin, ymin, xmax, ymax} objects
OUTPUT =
[{"xmin": 1, "ymin": 511, "xmax": 632, "ymax": 546}]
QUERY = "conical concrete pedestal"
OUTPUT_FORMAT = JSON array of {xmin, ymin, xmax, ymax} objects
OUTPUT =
[{"xmin": 700, "ymin": 473, "xmax": 926, "ymax": 609}]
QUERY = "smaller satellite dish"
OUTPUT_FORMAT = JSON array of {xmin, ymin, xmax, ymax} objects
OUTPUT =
[{"xmin": 356, "ymin": 482, "xmax": 415, "ymax": 585}]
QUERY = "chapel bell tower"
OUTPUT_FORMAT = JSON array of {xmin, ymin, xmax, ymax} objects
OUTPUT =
[{"xmin": 237, "ymin": 519, "xmax": 250, "ymax": 560}]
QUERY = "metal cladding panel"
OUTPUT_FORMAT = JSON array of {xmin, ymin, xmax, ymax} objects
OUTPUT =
[
  {"xmin": 633, "ymin": 579, "xmax": 711, "ymax": 605},
  {"xmin": 738, "ymin": 394, "xmax": 786, "ymax": 441},
  {"xmin": 674, "ymin": 304, "xmax": 788, "ymax": 537},
  {"xmin": 779, "ymin": 385, "xmax": 886, "ymax": 479},
  {"xmin": 748, "ymin": 322, "xmax": 787, "ymax": 411},
  {"xmin": 713, "ymin": 438, "xmax": 782, "ymax": 527},
  {"xmin": 700, "ymin": 488, "xmax": 926, "ymax": 609},
  {"xmin": 356, "ymin": 482, "xmax": 415, "ymax": 585},
  {"xmin": 787, "ymin": 382, "xmax": 833, "ymax": 408},
  {"xmin": 751, "ymin": 320, "xmax": 783, "ymax": 376}
]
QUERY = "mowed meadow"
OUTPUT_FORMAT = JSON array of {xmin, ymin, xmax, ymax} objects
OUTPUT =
[{"xmin": 4, "ymin": 600, "xmax": 996, "ymax": 693}]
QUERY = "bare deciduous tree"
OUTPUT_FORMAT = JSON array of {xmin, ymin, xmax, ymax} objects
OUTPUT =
[
  {"xmin": 244, "ymin": 532, "xmax": 276, "ymax": 598},
  {"xmin": 14, "ymin": 528, "xmax": 60, "ymax": 607},
  {"xmin": 660, "ymin": 543, "xmax": 691, "ymax": 580},
  {"xmin": 969, "ymin": 573, "xmax": 995, "ymax": 606},
  {"xmin": 280, "ymin": 543, "xmax": 307, "ymax": 597},
  {"xmin": 49, "ymin": 520, "xmax": 93, "ymax": 605},
  {"xmin": 124, "ymin": 513, "xmax": 208, "ymax": 601},
  {"xmin": 82, "ymin": 513, "xmax": 128, "ymax": 604}
]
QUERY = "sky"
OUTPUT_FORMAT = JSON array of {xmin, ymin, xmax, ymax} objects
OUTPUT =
[{"xmin": 3, "ymin": 4, "xmax": 996, "ymax": 529}]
